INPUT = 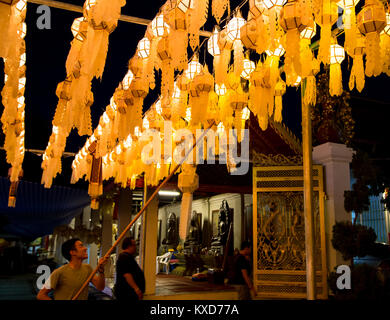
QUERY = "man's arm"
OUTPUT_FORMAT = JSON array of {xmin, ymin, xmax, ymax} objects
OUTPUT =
[
  {"xmin": 123, "ymin": 273, "xmax": 143, "ymax": 299},
  {"xmin": 91, "ymin": 257, "xmax": 109, "ymax": 291},
  {"xmin": 37, "ymin": 288, "xmax": 53, "ymax": 300},
  {"xmin": 241, "ymin": 269, "xmax": 257, "ymax": 296}
]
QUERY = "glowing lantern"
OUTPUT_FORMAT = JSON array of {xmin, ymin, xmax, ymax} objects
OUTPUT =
[
  {"xmin": 137, "ymin": 37, "xmax": 151, "ymax": 58},
  {"xmin": 110, "ymin": 97, "xmax": 117, "ymax": 112},
  {"xmin": 122, "ymin": 70, "xmax": 134, "ymax": 90},
  {"xmin": 15, "ymin": 0, "xmax": 27, "ymax": 13},
  {"xmin": 143, "ymin": 117, "xmax": 149, "ymax": 130},
  {"xmin": 18, "ymin": 77, "xmax": 26, "ymax": 91},
  {"xmin": 249, "ymin": 0, "xmax": 266, "ymax": 18},
  {"xmin": 84, "ymin": 0, "xmax": 96, "ymax": 15},
  {"xmin": 293, "ymin": 75, "xmax": 301, "ymax": 87},
  {"xmin": 329, "ymin": 43, "xmax": 345, "ymax": 96},
  {"xmin": 177, "ymin": 0, "xmax": 191, "ymax": 13},
  {"xmin": 215, "ymin": 83, "xmax": 227, "ymax": 96},
  {"xmin": 242, "ymin": 106, "xmax": 250, "ymax": 120},
  {"xmin": 185, "ymin": 107, "xmax": 191, "ymax": 122},
  {"xmin": 227, "ymin": 15, "xmax": 246, "ymax": 41},
  {"xmin": 384, "ymin": 13, "xmax": 390, "ymax": 35},
  {"xmin": 208, "ymin": 28, "xmax": 221, "ymax": 56},
  {"xmin": 301, "ymin": 22, "xmax": 317, "ymax": 39},
  {"xmin": 17, "ymin": 22, "xmax": 27, "ymax": 39},
  {"xmin": 152, "ymin": 14, "xmax": 170, "ymax": 38},
  {"xmin": 19, "ymin": 53, "xmax": 26, "ymax": 67},
  {"xmin": 185, "ymin": 57, "xmax": 202, "ymax": 80},
  {"xmin": 266, "ymin": 44, "xmax": 285, "ymax": 57},
  {"xmin": 134, "ymin": 126, "xmax": 141, "ymax": 137},
  {"xmin": 156, "ymin": 100, "xmax": 162, "ymax": 115},
  {"xmin": 123, "ymin": 134, "xmax": 132, "ymax": 149},
  {"xmin": 261, "ymin": 0, "xmax": 286, "ymax": 10},
  {"xmin": 71, "ymin": 18, "xmax": 87, "ymax": 42},
  {"xmin": 103, "ymin": 112, "xmax": 110, "ymax": 124},
  {"xmin": 330, "ymin": 44, "xmax": 345, "ymax": 64},
  {"xmin": 241, "ymin": 59, "xmax": 256, "ymax": 79},
  {"xmin": 280, "ymin": 1, "xmax": 307, "ymax": 32}
]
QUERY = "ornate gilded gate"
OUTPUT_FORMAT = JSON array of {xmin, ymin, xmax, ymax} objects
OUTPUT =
[{"xmin": 253, "ymin": 165, "xmax": 328, "ymax": 299}]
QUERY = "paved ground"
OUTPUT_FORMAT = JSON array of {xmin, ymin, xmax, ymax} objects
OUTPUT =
[{"xmin": 0, "ymin": 273, "xmax": 36, "ymax": 300}]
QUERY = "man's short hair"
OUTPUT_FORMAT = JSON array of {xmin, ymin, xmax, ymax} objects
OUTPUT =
[
  {"xmin": 61, "ymin": 238, "xmax": 80, "ymax": 261},
  {"xmin": 241, "ymin": 240, "xmax": 251, "ymax": 250},
  {"xmin": 122, "ymin": 237, "xmax": 135, "ymax": 250}
]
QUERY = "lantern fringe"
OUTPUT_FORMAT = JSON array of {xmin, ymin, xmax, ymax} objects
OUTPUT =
[
  {"xmin": 343, "ymin": 7, "xmax": 357, "ymax": 56},
  {"xmin": 300, "ymin": 39, "xmax": 313, "ymax": 78},
  {"xmin": 329, "ymin": 63, "xmax": 343, "ymax": 96},
  {"xmin": 255, "ymin": 15, "xmax": 269, "ymax": 54},
  {"xmin": 215, "ymin": 49, "xmax": 230, "ymax": 84},
  {"xmin": 212, "ymin": 0, "xmax": 229, "ymax": 24},
  {"xmin": 349, "ymin": 54, "xmax": 365, "ymax": 92},
  {"xmin": 365, "ymin": 32, "xmax": 382, "ymax": 77},
  {"xmin": 169, "ymin": 29, "xmax": 188, "ymax": 72},
  {"xmin": 318, "ymin": 24, "xmax": 331, "ymax": 64},
  {"xmin": 66, "ymin": 40, "xmax": 83, "ymax": 77},
  {"xmin": 187, "ymin": 0, "xmax": 209, "ymax": 51},
  {"xmin": 233, "ymin": 40, "xmax": 244, "ymax": 76},
  {"xmin": 285, "ymin": 30, "xmax": 302, "ymax": 76},
  {"xmin": 304, "ymin": 76, "xmax": 317, "ymax": 106},
  {"xmin": 381, "ymin": 34, "xmax": 390, "ymax": 76}
]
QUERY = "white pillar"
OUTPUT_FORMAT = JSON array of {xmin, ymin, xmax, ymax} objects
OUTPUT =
[
  {"xmin": 101, "ymin": 201, "xmax": 114, "ymax": 276},
  {"xmin": 313, "ymin": 142, "xmax": 354, "ymax": 271},
  {"xmin": 140, "ymin": 188, "xmax": 158, "ymax": 295}
]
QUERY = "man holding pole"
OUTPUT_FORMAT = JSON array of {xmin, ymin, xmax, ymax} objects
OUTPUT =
[{"xmin": 37, "ymin": 238, "xmax": 108, "ymax": 300}]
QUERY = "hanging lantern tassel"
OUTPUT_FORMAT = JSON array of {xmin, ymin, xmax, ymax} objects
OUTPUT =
[
  {"xmin": 381, "ymin": 33, "xmax": 390, "ymax": 76},
  {"xmin": 329, "ymin": 63, "xmax": 343, "ymax": 96},
  {"xmin": 343, "ymin": 7, "xmax": 358, "ymax": 55},
  {"xmin": 349, "ymin": 41, "xmax": 365, "ymax": 92},
  {"xmin": 88, "ymin": 155, "xmax": 103, "ymax": 210},
  {"xmin": 178, "ymin": 164, "xmax": 199, "ymax": 240},
  {"xmin": 304, "ymin": 75, "xmax": 317, "ymax": 107},
  {"xmin": 233, "ymin": 40, "xmax": 244, "ymax": 77},
  {"xmin": 274, "ymin": 80, "xmax": 286, "ymax": 122},
  {"xmin": 317, "ymin": 0, "xmax": 338, "ymax": 64},
  {"xmin": 365, "ymin": 32, "xmax": 382, "ymax": 77}
]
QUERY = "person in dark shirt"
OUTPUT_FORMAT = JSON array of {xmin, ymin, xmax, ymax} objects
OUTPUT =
[
  {"xmin": 114, "ymin": 237, "xmax": 145, "ymax": 300},
  {"xmin": 231, "ymin": 241, "xmax": 257, "ymax": 300}
]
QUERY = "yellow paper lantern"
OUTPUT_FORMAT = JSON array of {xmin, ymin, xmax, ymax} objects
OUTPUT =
[
  {"xmin": 71, "ymin": 18, "xmax": 87, "ymax": 42},
  {"xmin": 208, "ymin": 28, "xmax": 221, "ymax": 56},
  {"xmin": 152, "ymin": 14, "xmax": 170, "ymax": 38},
  {"xmin": 300, "ymin": 22, "xmax": 317, "ymax": 39},
  {"xmin": 227, "ymin": 16, "xmax": 246, "ymax": 41},
  {"xmin": 357, "ymin": 3, "xmax": 386, "ymax": 34},
  {"xmin": 241, "ymin": 59, "xmax": 256, "ymax": 79},
  {"xmin": 249, "ymin": 0, "xmax": 267, "ymax": 18},
  {"xmin": 137, "ymin": 37, "xmax": 151, "ymax": 58},
  {"xmin": 122, "ymin": 70, "xmax": 134, "ymax": 90},
  {"xmin": 330, "ymin": 44, "xmax": 345, "ymax": 64},
  {"xmin": 279, "ymin": 0, "xmax": 307, "ymax": 32},
  {"xmin": 240, "ymin": 19, "xmax": 258, "ymax": 49}
]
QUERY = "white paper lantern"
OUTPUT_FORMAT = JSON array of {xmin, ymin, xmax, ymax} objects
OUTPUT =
[
  {"xmin": 215, "ymin": 83, "xmax": 227, "ymax": 96},
  {"xmin": 152, "ymin": 14, "xmax": 170, "ymax": 38},
  {"xmin": 300, "ymin": 23, "xmax": 317, "ymax": 39},
  {"xmin": 261, "ymin": 0, "xmax": 287, "ymax": 10},
  {"xmin": 185, "ymin": 58, "xmax": 202, "ymax": 80},
  {"xmin": 265, "ymin": 44, "xmax": 286, "ymax": 57},
  {"xmin": 207, "ymin": 28, "xmax": 221, "ymax": 56},
  {"xmin": 241, "ymin": 106, "xmax": 251, "ymax": 120},
  {"xmin": 227, "ymin": 16, "xmax": 247, "ymax": 41},
  {"xmin": 122, "ymin": 70, "xmax": 134, "ymax": 90},
  {"xmin": 330, "ymin": 44, "xmax": 345, "ymax": 64},
  {"xmin": 137, "ymin": 37, "xmax": 151, "ymax": 58}
]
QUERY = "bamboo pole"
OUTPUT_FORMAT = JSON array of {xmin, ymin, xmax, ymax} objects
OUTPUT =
[
  {"xmin": 301, "ymin": 78, "xmax": 316, "ymax": 300},
  {"xmin": 71, "ymin": 121, "xmax": 215, "ymax": 300}
]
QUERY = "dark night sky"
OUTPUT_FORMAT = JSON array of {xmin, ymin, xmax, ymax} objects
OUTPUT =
[{"xmin": 0, "ymin": 0, "xmax": 389, "ymax": 189}]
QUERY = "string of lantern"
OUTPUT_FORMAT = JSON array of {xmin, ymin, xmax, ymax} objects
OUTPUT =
[
  {"xmin": 68, "ymin": 0, "xmax": 390, "ymax": 211},
  {"xmin": 0, "ymin": 0, "xmax": 27, "ymax": 206}
]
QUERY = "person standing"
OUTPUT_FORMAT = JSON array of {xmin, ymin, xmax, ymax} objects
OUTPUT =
[
  {"xmin": 37, "ymin": 238, "xmax": 108, "ymax": 300},
  {"xmin": 114, "ymin": 237, "xmax": 145, "ymax": 300},
  {"xmin": 231, "ymin": 240, "xmax": 257, "ymax": 300}
]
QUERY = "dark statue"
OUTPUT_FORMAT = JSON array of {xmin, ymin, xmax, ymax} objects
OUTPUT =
[
  {"xmin": 184, "ymin": 211, "xmax": 201, "ymax": 253},
  {"xmin": 164, "ymin": 212, "xmax": 178, "ymax": 248},
  {"xmin": 211, "ymin": 200, "xmax": 232, "ymax": 255}
]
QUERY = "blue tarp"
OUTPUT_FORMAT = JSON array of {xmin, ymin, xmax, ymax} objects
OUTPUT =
[{"xmin": 0, "ymin": 177, "xmax": 90, "ymax": 239}]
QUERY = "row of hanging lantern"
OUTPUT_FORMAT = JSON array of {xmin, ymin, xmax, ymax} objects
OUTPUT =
[
  {"xmin": 68, "ymin": 0, "xmax": 390, "ymax": 206},
  {"xmin": 0, "ymin": 0, "xmax": 27, "ymax": 206},
  {"xmin": 41, "ymin": 0, "xmax": 126, "ymax": 189}
]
